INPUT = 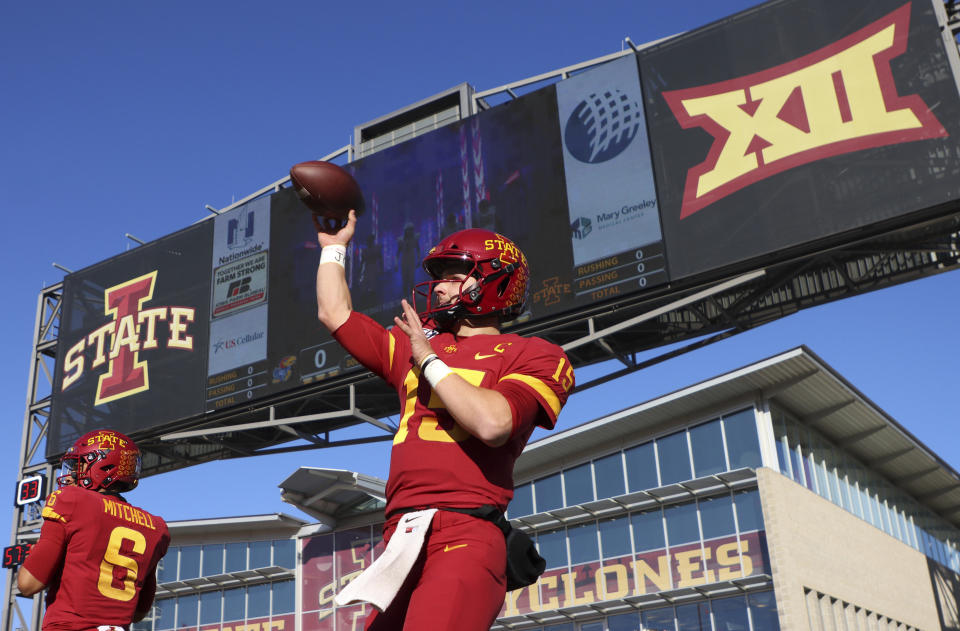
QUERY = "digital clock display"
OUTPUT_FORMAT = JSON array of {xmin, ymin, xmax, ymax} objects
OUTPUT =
[
  {"xmin": 15, "ymin": 475, "xmax": 45, "ymax": 507},
  {"xmin": 2, "ymin": 543, "xmax": 32, "ymax": 569}
]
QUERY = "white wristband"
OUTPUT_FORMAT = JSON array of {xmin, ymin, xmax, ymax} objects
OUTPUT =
[
  {"xmin": 320, "ymin": 245, "xmax": 347, "ymax": 267},
  {"xmin": 422, "ymin": 356, "xmax": 452, "ymax": 388}
]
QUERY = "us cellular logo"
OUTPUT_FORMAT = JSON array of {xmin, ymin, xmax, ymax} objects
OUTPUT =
[{"xmin": 565, "ymin": 89, "xmax": 642, "ymax": 163}]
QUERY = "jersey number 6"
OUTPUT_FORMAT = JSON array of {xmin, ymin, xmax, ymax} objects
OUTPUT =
[{"xmin": 98, "ymin": 526, "xmax": 147, "ymax": 601}]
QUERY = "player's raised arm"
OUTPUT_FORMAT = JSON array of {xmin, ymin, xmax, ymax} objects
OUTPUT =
[{"xmin": 315, "ymin": 210, "xmax": 357, "ymax": 332}]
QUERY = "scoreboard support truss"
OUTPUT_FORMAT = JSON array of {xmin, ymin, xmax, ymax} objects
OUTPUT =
[{"xmin": 3, "ymin": 284, "xmax": 61, "ymax": 631}]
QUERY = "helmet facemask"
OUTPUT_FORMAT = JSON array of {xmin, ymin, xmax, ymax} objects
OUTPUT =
[
  {"xmin": 412, "ymin": 257, "xmax": 477, "ymax": 328},
  {"xmin": 414, "ymin": 254, "xmax": 523, "ymax": 328}
]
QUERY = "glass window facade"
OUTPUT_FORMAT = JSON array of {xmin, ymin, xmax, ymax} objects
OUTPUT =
[
  {"xmin": 676, "ymin": 601, "xmax": 711, "ymax": 631},
  {"xmin": 202, "ymin": 543, "xmax": 223, "ymax": 576},
  {"xmin": 599, "ymin": 516, "xmax": 631, "ymax": 558},
  {"xmin": 538, "ymin": 528, "xmax": 568, "ymax": 570},
  {"xmin": 511, "ymin": 482, "xmax": 534, "ymax": 518},
  {"xmin": 734, "ymin": 489, "xmax": 763, "ymax": 533},
  {"xmin": 155, "ymin": 598, "xmax": 174, "ymax": 630},
  {"xmin": 273, "ymin": 580, "xmax": 295, "ymax": 614},
  {"xmin": 771, "ymin": 406, "xmax": 960, "ymax": 572},
  {"xmin": 485, "ymin": 591, "xmax": 779, "ymax": 630},
  {"xmin": 632, "ymin": 509, "xmax": 666, "ymax": 552},
  {"xmin": 147, "ymin": 580, "xmax": 295, "ymax": 631},
  {"xmin": 564, "ymin": 462, "xmax": 595, "ymax": 506},
  {"xmin": 508, "ymin": 408, "xmax": 762, "ymax": 519},
  {"xmin": 658, "ymin": 430, "xmax": 692, "ymax": 485},
  {"xmin": 690, "ymin": 419, "xmax": 726, "ymax": 477},
  {"xmin": 200, "ymin": 590, "xmax": 221, "ymax": 625},
  {"xmin": 699, "ymin": 494, "xmax": 736, "ymax": 540},
  {"xmin": 178, "ymin": 545, "xmax": 201, "ymax": 580},
  {"xmin": 249, "ymin": 540, "xmax": 271, "ymax": 569},
  {"xmin": 665, "ymin": 501, "xmax": 700, "ymax": 545},
  {"xmin": 567, "ymin": 521, "xmax": 599, "ymax": 565},
  {"xmin": 225, "ymin": 542, "xmax": 246, "ymax": 573},
  {"xmin": 723, "ymin": 408, "xmax": 763, "ymax": 469},
  {"xmin": 535, "ymin": 473, "xmax": 563, "ymax": 513},
  {"xmin": 223, "ymin": 587, "xmax": 245, "ymax": 622},
  {"xmin": 175, "ymin": 594, "xmax": 198, "ymax": 628},
  {"xmin": 532, "ymin": 490, "xmax": 763, "ymax": 580},
  {"xmin": 273, "ymin": 538, "xmax": 296, "ymax": 568},
  {"xmin": 626, "ymin": 441, "xmax": 658, "ymax": 492},
  {"xmin": 157, "ymin": 549, "xmax": 177, "ymax": 583},
  {"xmin": 594, "ymin": 452, "xmax": 626, "ymax": 497},
  {"xmin": 158, "ymin": 538, "xmax": 296, "ymax": 586},
  {"xmin": 247, "ymin": 583, "xmax": 270, "ymax": 618}
]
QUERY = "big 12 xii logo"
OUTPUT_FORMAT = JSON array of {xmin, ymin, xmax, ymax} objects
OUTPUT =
[
  {"xmin": 61, "ymin": 271, "xmax": 196, "ymax": 405},
  {"xmin": 662, "ymin": 4, "xmax": 946, "ymax": 219}
]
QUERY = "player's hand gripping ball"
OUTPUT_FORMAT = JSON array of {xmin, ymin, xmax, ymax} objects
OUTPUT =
[{"xmin": 289, "ymin": 160, "xmax": 365, "ymax": 222}]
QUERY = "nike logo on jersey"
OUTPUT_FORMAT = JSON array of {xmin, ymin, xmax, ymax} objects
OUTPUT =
[
  {"xmin": 443, "ymin": 544, "xmax": 468, "ymax": 552},
  {"xmin": 474, "ymin": 342, "xmax": 514, "ymax": 361}
]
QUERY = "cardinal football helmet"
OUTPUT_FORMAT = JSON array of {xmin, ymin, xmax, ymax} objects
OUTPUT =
[
  {"xmin": 58, "ymin": 429, "xmax": 141, "ymax": 492},
  {"xmin": 414, "ymin": 229, "xmax": 529, "ymax": 327}
]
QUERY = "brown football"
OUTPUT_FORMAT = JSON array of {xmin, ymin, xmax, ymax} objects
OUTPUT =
[{"xmin": 289, "ymin": 160, "xmax": 365, "ymax": 220}]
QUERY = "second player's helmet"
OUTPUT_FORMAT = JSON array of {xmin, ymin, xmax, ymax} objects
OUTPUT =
[
  {"xmin": 415, "ymin": 228, "xmax": 529, "ymax": 327},
  {"xmin": 58, "ymin": 429, "xmax": 141, "ymax": 493}
]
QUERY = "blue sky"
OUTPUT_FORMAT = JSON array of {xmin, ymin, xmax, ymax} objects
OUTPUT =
[{"xmin": 1, "ymin": 0, "xmax": 958, "ymax": 568}]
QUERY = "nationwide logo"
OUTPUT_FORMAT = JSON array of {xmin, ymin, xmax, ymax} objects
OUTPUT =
[
  {"xmin": 61, "ymin": 271, "xmax": 196, "ymax": 405},
  {"xmin": 662, "ymin": 3, "xmax": 947, "ymax": 219},
  {"xmin": 227, "ymin": 209, "xmax": 256, "ymax": 250},
  {"xmin": 565, "ymin": 88, "xmax": 642, "ymax": 163}
]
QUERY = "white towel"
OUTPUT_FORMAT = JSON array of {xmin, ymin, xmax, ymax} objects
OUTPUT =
[{"xmin": 334, "ymin": 508, "xmax": 437, "ymax": 611}]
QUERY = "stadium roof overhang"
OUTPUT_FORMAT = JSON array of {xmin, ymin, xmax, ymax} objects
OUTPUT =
[
  {"xmin": 516, "ymin": 347, "xmax": 960, "ymax": 530},
  {"xmin": 278, "ymin": 467, "xmax": 386, "ymax": 530},
  {"xmin": 167, "ymin": 512, "xmax": 307, "ymax": 537}
]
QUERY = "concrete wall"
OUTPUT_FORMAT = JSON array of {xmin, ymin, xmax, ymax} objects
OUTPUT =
[{"xmin": 757, "ymin": 467, "xmax": 945, "ymax": 630}]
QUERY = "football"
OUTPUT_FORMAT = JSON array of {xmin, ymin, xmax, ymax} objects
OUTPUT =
[{"xmin": 289, "ymin": 160, "xmax": 365, "ymax": 220}]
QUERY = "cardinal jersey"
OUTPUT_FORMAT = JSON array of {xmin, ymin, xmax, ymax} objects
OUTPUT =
[
  {"xmin": 333, "ymin": 311, "xmax": 574, "ymax": 515},
  {"xmin": 24, "ymin": 485, "xmax": 170, "ymax": 630}
]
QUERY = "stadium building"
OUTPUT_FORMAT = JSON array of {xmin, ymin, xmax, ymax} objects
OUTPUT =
[
  {"xmin": 8, "ymin": 2, "xmax": 960, "ymax": 629},
  {"xmin": 141, "ymin": 348, "xmax": 960, "ymax": 631}
]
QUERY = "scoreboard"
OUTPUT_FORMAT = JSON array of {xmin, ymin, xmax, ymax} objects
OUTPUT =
[
  {"xmin": 46, "ymin": 0, "xmax": 960, "ymax": 459},
  {"xmin": 2, "ymin": 543, "xmax": 32, "ymax": 569}
]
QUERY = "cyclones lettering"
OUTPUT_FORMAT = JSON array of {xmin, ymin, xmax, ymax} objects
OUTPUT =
[
  {"xmin": 301, "ymin": 530, "xmax": 764, "ymax": 623},
  {"xmin": 663, "ymin": 3, "xmax": 947, "ymax": 219},
  {"xmin": 61, "ymin": 271, "xmax": 196, "ymax": 405},
  {"xmin": 502, "ymin": 532, "xmax": 763, "ymax": 617}
]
